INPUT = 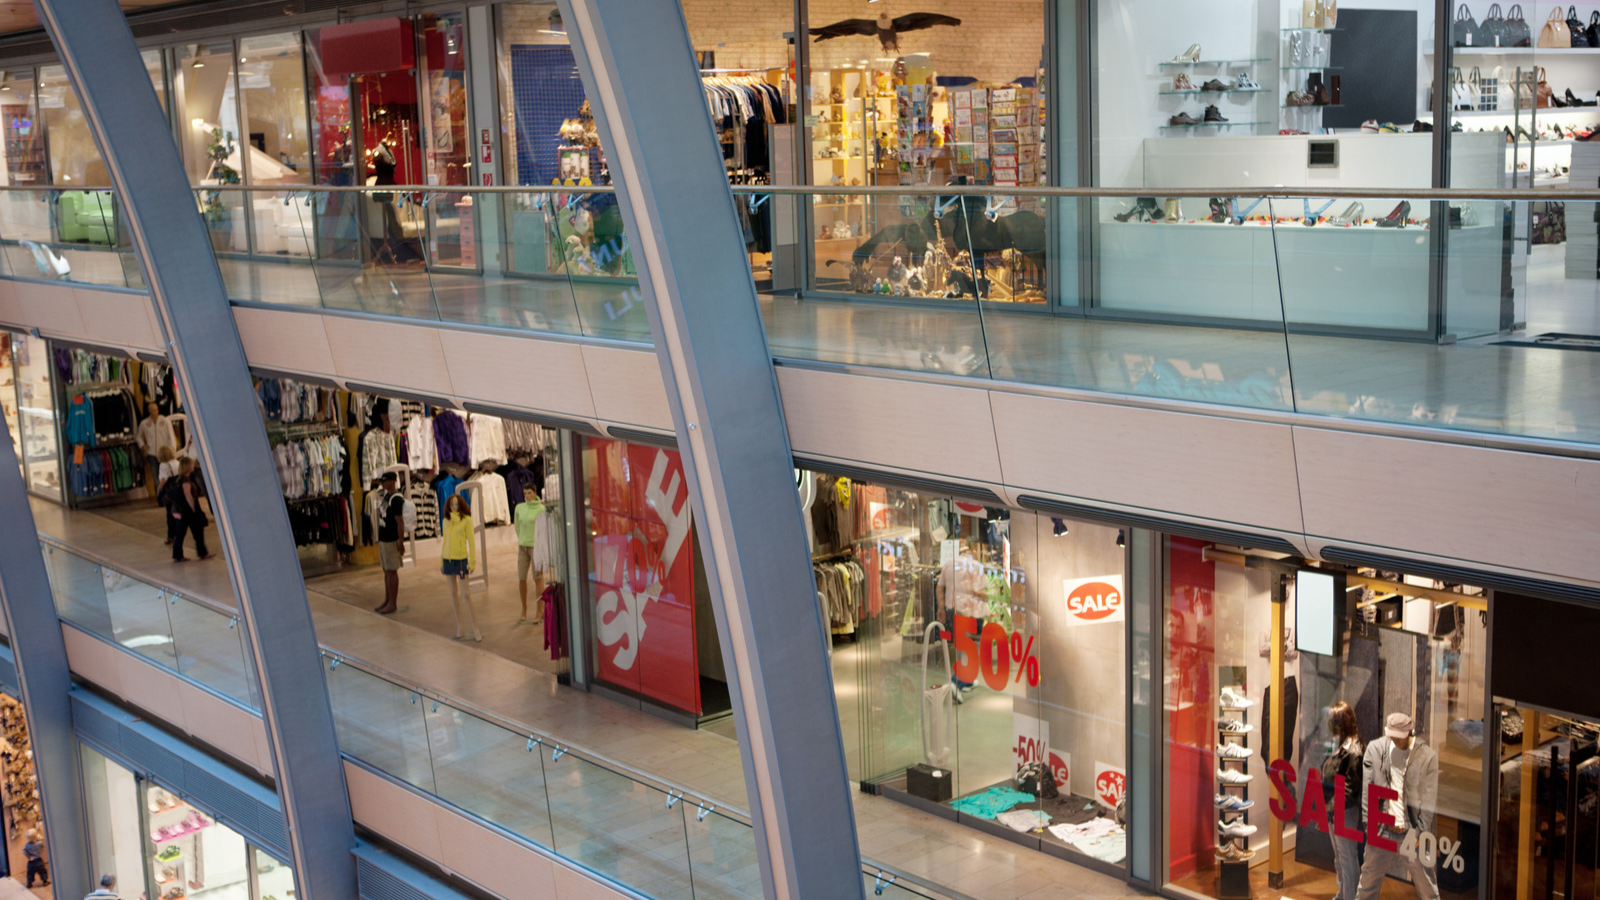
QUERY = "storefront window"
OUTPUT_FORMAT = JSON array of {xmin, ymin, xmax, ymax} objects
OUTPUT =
[
  {"xmin": 1162, "ymin": 538, "xmax": 1486, "ymax": 900},
  {"xmin": 579, "ymin": 436, "xmax": 728, "ymax": 720},
  {"xmin": 80, "ymin": 743, "xmax": 146, "ymax": 896},
  {"xmin": 817, "ymin": 469, "xmax": 1128, "ymax": 862},
  {"xmin": 418, "ymin": 12, "xmax": 473, "ymax": 268},
  {"xmin": 38, "ymin": 64, "xmax": 104, "ymax": 187},
  {"xmin": 147, "ymin": 783, "xmax": 250, "ymax": 900},
  {"xmin": 237, "ymin": 33, "xmax": 310, "ymax": 185},
  {"xmin": 13, "ymin": 333, "xmax": 61, "ymax": 501},
  {"xmin": 252, "ymin": 848, "xmax": 294, "ymax": 900},
  {"xmin": 176, "ymin": 41, "xmax": 244, "ymax": 254}
]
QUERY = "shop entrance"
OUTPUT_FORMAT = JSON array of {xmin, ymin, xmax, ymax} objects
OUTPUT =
[
  {"xmin": 310, "ymin": 14, "xmax": 473, "ymax": 272},
  {"xmin": 1492, "ymin": 707, "xmax": 1600, "ymax": 900}
]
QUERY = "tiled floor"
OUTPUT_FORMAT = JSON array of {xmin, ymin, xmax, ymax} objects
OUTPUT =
[{"xmin": 33, "ymin": 497, "xmax": 1147, "ymax": 900}]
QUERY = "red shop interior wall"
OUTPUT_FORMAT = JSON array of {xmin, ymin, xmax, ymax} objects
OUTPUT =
[
  {"xmin": 587, "ymin": 438, "xmax": 701, "ymax": 715},
  {"xmin": 1167, "ymin": 536, "xmax": 1217, "ymax": 881}
]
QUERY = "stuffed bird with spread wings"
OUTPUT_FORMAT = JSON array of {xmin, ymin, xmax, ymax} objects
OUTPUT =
[{"xmin": 809, "ymin": 12, "xmax": 962, "ymax": 52}]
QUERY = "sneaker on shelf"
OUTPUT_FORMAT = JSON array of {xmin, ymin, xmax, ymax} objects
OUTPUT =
[
  {"xmin": 1217, "ymin": 742, "xmax": 1253, "ymax": 759},
  {"xmin": 1203, "ymin": 105, "xmax": 1229, "ymax": 123},
  {"xmin": 1216, "ymin": 794, "xmax": 1256, "ymax": 811},
  {"xmin": 1169, "ymin": 111, "xmax": 1203, "ymax": 126},
  {"xmin": 1217, "ymin": 767, "xmax": 1254, "ymax": 784},
  {"xmin": 1413, "ymin": 119, "xmax": 1434, "ymax": 132},
  {"xmin": 1234, "ymin": 72, "xmax": 1260, "ymax": 90},
  {"xmin": 1200, "ymin": 78, "xmax": 1230, "ymax": 92},
  {"xmin": 1219, "ymin": 687, "xmax": 1254, "ymax": 708},
  {"xmin": 1378, "ymin": 122, "xmax": 1402, "ymax": 133},
  {"xmin": 1361, "ymin": 119, "xmax": 1380, "ymax": 133},
  {"xmin": 1220, "ymin": 820, "xmax": 1260, "ymax": 838},
  {"xmin": 1218, "ymin": 719, "xmax": 1253, "ymax": 733},
  {"xmin": 1215, "ymin": 843, "xmax": 1258, "ymax": 861}
]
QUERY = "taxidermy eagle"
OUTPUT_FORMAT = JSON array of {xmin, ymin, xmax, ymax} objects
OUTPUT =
[{"xmin": 810, "ymin": 12, "xmax": 962, "ymax": 52}]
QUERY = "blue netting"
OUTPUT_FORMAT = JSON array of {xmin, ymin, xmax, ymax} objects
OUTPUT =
[{"xmin": 511, "ymin": 44, "xmax": 589, "ymax": 185}]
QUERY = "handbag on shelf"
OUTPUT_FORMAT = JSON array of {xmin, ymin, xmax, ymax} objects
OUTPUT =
[
  {"xmin": 1454, "ymin": 2, "xmax": 1484, "ymax": 44},
  {"xmin": 1587, "ymin": 10, "xmax": 1600, "ymax": 46},
  {"xmin": 1451, "ymin": 67, "xmax": 1475, "ymax": 110},
  {"xmin": 1506, "ymin": 4, "xmax": 1532, "ymax": 45},
  {"xmin": 1516, "ymin": 69, "xmax": 1537, "ymax": 108},
  {"xmin": 1303, "ymin": 0, "xmax": 1318, "ymax": 27},
  {"xmin": 1325, "ymin": 0, "xmax": 1339, "ymax": 26},
  {"xmin": 1568, "ymin": 4, "xmax": 1590, "ymax": 43},
  {"xmin": 1538, "ymin": 5, "xmax": 1570, "ymax": 46},
  {"xmin": 1481, "ymin": 4, "xmax": 1510, "ymax": 45},
  {"xmin": 1537, "ymin": 66, "xmax": 1555, "ymax": 107}
]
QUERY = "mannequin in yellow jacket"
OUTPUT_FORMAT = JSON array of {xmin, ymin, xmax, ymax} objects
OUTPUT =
[{"xmin": 439, "ymin": 495, "xmax": 481, "ymax": 642}]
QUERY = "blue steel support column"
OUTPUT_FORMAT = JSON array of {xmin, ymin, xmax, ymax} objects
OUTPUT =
[
  {"xmin": 30, "ymin": 2, "xmax": 358, "ymax": 898},
  {"xmin": 556, "ymin": 3, "xmax": 866, "ymax": 898},
  {"xmin": 0, "ymin": 421, "xmax": 89, "ymax": 900}
]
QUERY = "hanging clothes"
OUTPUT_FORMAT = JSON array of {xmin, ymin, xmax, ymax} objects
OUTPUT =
[
  {"xmin": 359, "ymin": 427, "xmax": 398, "ymax": 486},
  {"xmin": 468, "ymin": 413, "xmax": 507, "ymax": 466},
  {"xmin": 432, "ymin": 410, "xmax": 470, "ymax": 466},
  {"xmin": 469, "ymin": 470, "xmax": 511, "ymax": 525},
  {"xmin": 542, "ymin": 582, "xmax": 569, "ymax": 661},
  {"xmin": 406, "ymin": 413, "xmax": 435, "ymax": 471},
  {"xmin": 407, "ymin": 478, "xmax": 439, "ymax": 539}
]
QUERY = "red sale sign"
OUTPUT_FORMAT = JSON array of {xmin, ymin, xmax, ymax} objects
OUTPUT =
[
  {"xmin": 1095, "ymin": 762, "xmax": 1126, "ymax": 809},
  {"xmin": 1049, "ymin": 752, "xmax": 1070, "ymax": 790},
  {"xmin": 1064, "ymin": 576, "xmax": 1125, "ymax": 626}
]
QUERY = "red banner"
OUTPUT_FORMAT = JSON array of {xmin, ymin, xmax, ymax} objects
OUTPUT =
[{"xmin": 588, "ymin": 439, "xmax": 700, "ymax": 714}]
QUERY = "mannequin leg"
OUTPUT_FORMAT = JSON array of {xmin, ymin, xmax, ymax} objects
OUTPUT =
[
  {"xmin": 448, "ymin": 573, "xmax": 463, "ymax": 639},
  {"xmin": 532, "ymin": 571, "xmax": 545, "ymax": 624},
  {"xmin": 460, "ymin": 576, "xmax": 482, "ymax": 642},
  {"xmin": 518, "ymin": 576, "xmax": 529, "ymax": 623}
]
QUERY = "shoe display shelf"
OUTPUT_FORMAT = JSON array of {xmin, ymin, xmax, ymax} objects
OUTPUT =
[
  {"xmin": 1281, "ymin": 27, "xmax": 1341, "ymax": 131},
  {"xmin": 1161, "ymin": 120, "xmax": 1268, "ymax": 130},
  {"xmin": 1161, "ymin": 59, "xmax": 1269, "ymax": 136},
  {"xmin": 1216, "ymin": 687, "xmax": 1253, "ymax": 900}
]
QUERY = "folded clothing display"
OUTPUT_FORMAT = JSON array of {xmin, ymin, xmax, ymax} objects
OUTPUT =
[
  {"xmin": 1048, "ymin": 815, "xmax": 1127, "ymax": 862},
  {"xmin": 996, "ymin": 808, "xmax": 1053, "ymax": 832},
  {"xmin": 948, "ymin": 785, "xmax": 1035, "ymax": 820}
]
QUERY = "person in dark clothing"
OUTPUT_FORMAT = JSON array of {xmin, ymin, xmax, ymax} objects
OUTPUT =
[
  {"xmin": 170, "ymin": 458, "xmax": 211, "ymax": 562},
  {"xmin": 374, "ymin": 472, "xmax": 405, "ymax": 615},
  {"xmin": 1327, "ymin": 701, "xmax": 1365, "ymax": 900},
  {"xmin": 22, "ymin": 829, "xmax": 46, "ymax": 887}
]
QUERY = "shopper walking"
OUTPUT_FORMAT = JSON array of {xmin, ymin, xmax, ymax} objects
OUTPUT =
[
  {"xmin": 135, "ymin": 401, "xmax": 176, "ymax": 500},
  {"xmin": 84, "ymin": 873, "xmax": 118, "ymax": 900},
  {"xmin": 22, "ymin": 828, "xmax": 47, "ymax": 887},
  {"xmin": 1327, "ymin": 701, "xmax": 1364, "ymax": 900},
  {"xmin": 156, "ymin": 446, "xmax": 180, "ymax": 545},
  {"xmin": 373, "ymin": 472, "xmax": 405, "ymax": 615},
  {"xmin": 169, "ymin": 458, "xmax": 212, "ymax": 562},
  {"xmin": 440, "ymin": 494, "xmax": 481, "ymax": 641},
  {"xmin": 1356, "ymin": 712, "xmax": 1439, "ymax": 900}
]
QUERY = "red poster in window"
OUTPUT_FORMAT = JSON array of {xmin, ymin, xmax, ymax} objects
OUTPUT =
[{"xmin": 588, "ymin": 439, "xmax": 700, "ymax": 714}]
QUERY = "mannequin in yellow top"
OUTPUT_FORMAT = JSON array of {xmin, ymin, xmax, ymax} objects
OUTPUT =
[{"xmin": 439, "ymin": 494, "xmax": 481, "ymax": 642}]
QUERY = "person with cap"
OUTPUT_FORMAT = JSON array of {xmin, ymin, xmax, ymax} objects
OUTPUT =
[
  {"xmin": 84, "ymin": 873, "xmax": 118, "ymax": 900},
  {"xmin": 1357, "ymin": 711, "xmax": 1440, "ymax": 900},
  {"xmin": 21, "ymin": 828, "xmax": 47, "ymax": 887},
  {"xmin": 374, "ymin": 472, "xmax": 406, "ymax": 615}
]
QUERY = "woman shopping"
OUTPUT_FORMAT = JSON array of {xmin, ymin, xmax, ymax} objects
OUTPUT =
[
  {"xmin": 1327, "ymin": 700, "xmax": 1365, "ymax": 900},
  {"xmin": 440, "ymin": 494, "xmax": 481, "ymax": 642},
  {"xmin": 168, "ymin": 458, "xmax": 212, "ymax": 562}
]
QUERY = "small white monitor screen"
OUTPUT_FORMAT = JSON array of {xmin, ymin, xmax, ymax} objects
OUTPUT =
[{"xmin": 1296, "ymin": 570, "xmax": 1337, "ymax": 656}]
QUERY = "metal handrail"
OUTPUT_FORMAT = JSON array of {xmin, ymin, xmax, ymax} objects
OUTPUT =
[{"xmin": 1, "ymin": 181, "xmax": 1599, "ymax": 201}]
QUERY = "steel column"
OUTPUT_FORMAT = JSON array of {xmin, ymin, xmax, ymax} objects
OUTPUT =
[
  {"xmin": 30, "ymin": 2, "xmax": 358, "ymax": 897},
  {"xmin": 555, "ymin": 2, "xmax": 866, "ymax": 897},
  {"xmin": 0, "ymin": 414, "xmax": 89, "ymax": 900}
]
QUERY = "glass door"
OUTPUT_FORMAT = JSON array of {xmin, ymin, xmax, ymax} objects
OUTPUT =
[
  {"xmin": 417, "ymin": 11, "xmax": 477, "ymax": 273},
  {"xmin": 1493, "ymin": 704, "xmax": 1600, "ymax": 900}
]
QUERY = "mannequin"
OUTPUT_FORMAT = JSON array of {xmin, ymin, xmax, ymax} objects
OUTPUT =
[
  {"xmin": 513, "ymin": 489, "xmax": 546, "ymax": 625},
  {"xmin": 440, "ymin": 494, "xmax": 481, "ymax": 641}
]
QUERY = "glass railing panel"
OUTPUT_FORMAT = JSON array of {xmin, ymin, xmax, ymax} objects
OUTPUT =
[
  {"xmin": 421, "ymin": 700, "xmax": 555, "ymax": 848},
  {"xmin": 98, "ymin": 567, "xmax": 179, "ymax": 671},
  {"xmin": 41, "ymin": 541, "xmax": 112, "ymax": 634},
  {"xmin": 987, "ymin": 194, "xmax": 1295, "ymax": 409},
  {"xmin": 167, "ymin": 596, "xmax": 256, "ymax": 707},
  {"xmin": 863, "ymin": 871, "xmax": 948, "ymax": 899},
  {"xmin": 559, "ymin": 191, "xmax": 649, "ymax": 343},
  {"xmin": 430, "ymin": 191, "xmax": 586, "ymax": 335},
  {"xmin": 324, "ymin": 658, "xmax": 436, "ymax": 792},
  {"xmin": 684, "ymin": 807, "xmax": 762, "ymax": 900},
  {"xmin": 543, "ymin": 748, "xmax": 694, "ymax": 898},
  {"xmin": 764, "ymin": 189, "xmax": 994, "ymax": 377},
  {"xmin": 0, "ymin": 189, "xmax": 136, "ymax": 288}
]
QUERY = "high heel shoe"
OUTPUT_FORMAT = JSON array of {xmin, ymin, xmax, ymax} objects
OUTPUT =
[
  {"xmin": 1375, "ymin": 200, "xmax": 1411, "ymax": 228},
  {"xmin": 1334, "ymin": 202, "xmax": 1364, "ymax": 225},
  {"xmin": 1165, "ymin": 198, "xmax": 1181, "ymax": 221},
  {"xmin": 1567, "ymin": 88, "xmax": 1584, "ymax": 107},
  {"xmin": 1170, "ymin": 44, "xmax": 1201, "ymax": 63},
  {"xmin": 1114, "ymin": 197, "xmax": 1159, "ymax": 222},
  {"xmin": 1209, "ymin": 197, "xmax": 1233, "ymax": 223}
]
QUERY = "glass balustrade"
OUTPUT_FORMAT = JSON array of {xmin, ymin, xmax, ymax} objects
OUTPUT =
[
  {"xmin": 0, "ymin": 188, "xmax": 141, "ymax": 289},
  {"xmin": 39, "ymin": 539, "xmax": 258, "ymax": 708}
]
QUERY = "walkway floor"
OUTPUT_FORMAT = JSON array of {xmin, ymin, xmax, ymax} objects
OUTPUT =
[{"xmin": 32, "ymin": 497, "xmax": 1148, "ymax": 900}]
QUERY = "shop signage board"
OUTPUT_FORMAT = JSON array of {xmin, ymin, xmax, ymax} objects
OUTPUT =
[
  {"xmin": 1012, "ymin": 712, "xmax": 1050, "ymax": 769},
  {"xmin": 1063, "ymin": 575, "xmax": 1125, "ymax": 626}
]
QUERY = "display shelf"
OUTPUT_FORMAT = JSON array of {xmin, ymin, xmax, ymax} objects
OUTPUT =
[
  {"xmin": 1160, "ymin": 121, "xmax": 1266, "ymax": 129},
  {"xmin": 1159, "ymin": 88, "xmax": 1264, "ymax": 95},
  {"xmin": 1283, "ymin": 25, "xmax": 1342, "ymax": 31},
  {"xmin": 1159, "ymin": 57, "xmax": 1270, "ymax": 66},
  {"xmin": 1446, "ymin": 107, "xmax": 1598, "ymax": 118},
  {"xmin": 1282, "ymin": 65, "xmax": 1342, "ymax": 70},
  {"xmin": 1433, "ymin": 46, "xmax": 1600, "ymax": 55}
]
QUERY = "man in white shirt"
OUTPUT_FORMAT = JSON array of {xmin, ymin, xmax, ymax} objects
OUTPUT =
[
  {"xmin": 83, "ymin": 873, "xmax": 119, "ymax": 900},
  {"xmin": 1357, "ymin": 712, "xmax": 1440, "ymax": 900},
  {"xmin": 135, "ymin": 402, "xmax": 176, "ymax": 501}
]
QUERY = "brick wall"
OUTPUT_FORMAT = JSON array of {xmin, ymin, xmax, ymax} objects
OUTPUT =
[{"xmin": 680, "ymin": 0, "xmax": 1046, "ymax": 84}]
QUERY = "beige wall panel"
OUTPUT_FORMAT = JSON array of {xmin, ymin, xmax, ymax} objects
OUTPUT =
[
  {"xmin": 13, "ymin": 280, "xmax": 86, "ymax": 335},
  {"xmin": 432, "ymin": 805, "xmax": 558, "ymax": 899},
  {"xmin": 232, "ymin": 306, "xmax": 337, "ymax": 377},
  {"xmin": 581, "ymin": 344, "xmax": 672, "ymax": 432},
  {"xmin": 62, "ymin": 624, "xmax": 123, "ymax": 696},
  {"xmin": 438, "ymin": 329, "xmax": 597, "ymax": 420},
  {"xmin": 75, "ymin": 287, "xmax": 160, "ymax": 351},
  {"xmin": 322, "ymin": 315, "xmax": 456, "ymax": 396},
  {"xmin": 343, "ymin": 762, "xmax": 445, "ymax": 860}
]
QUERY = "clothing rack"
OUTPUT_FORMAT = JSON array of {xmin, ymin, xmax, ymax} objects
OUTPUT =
[{"xmin": 812, "ymin": 547, "xmax": 854, "ymax": 563}]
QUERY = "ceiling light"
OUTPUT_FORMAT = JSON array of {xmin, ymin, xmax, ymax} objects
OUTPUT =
[
  {"xmin": 192, "ymin": 60, "xmax": 205, "ymax": 68},
  {"xmin": 1051, "ymin": 518, "xmax": 1069, "ymax": 537}
]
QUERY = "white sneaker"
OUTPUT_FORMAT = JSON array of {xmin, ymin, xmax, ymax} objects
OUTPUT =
[
  {"xmin": 1217, "ymin": 768, "xmax": 1254, "ymax": 784},
  {"xmin": 1217, "ymin": 743, "xmax": 1253, "ymax": 759},
  {"xmin": 1220, "ymin": 820, "xmax": 1259, "ymax": 838},
  {"xmin": 1234, "ymin": 72, "xmax": 1260, "ymax": 90},
  {"xmin": 1218, "ymin": 719, "xmax": 1253, "ymax": 733},
  {"xmin": 1219, "ymin": 687, "xmax": 1254, "ymax": 708}
]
